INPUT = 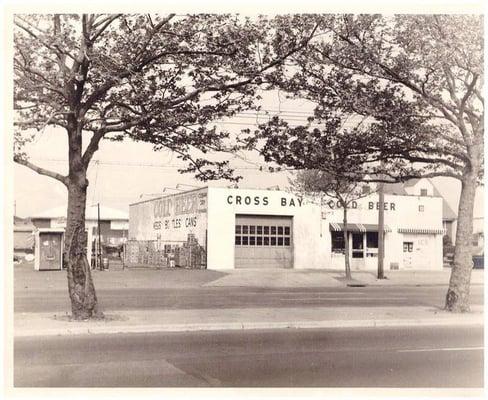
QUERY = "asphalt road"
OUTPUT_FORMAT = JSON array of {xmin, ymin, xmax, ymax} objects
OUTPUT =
[
  {"xmin": 14, "ymin": 325, "xmax": 483, "ymax": 387},
  {"xmin": 14, "ymin": 285, "xmax": 484, "ymax": 313}
]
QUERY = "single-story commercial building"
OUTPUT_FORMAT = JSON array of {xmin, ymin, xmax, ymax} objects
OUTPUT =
[{"xmin": 129, "ymin": 186, "xmax": 444, "ymax": 271}]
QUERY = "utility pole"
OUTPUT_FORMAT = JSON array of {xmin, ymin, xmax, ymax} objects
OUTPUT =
[
  {"xmin": 97, "ymin": 203, "xmax": 102, "ymax": 271},
  {"xmin": 377, "ymin": 181, "xmax": 385, "ymax": 279}
]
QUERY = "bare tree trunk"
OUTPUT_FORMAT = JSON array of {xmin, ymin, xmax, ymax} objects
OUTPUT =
[
  {"xmin": 63, "ymin": 122, "xmax": 100, "ymax": 320},
  {"xmin": 445, "ymin": 170, "xmax": 477, "ymax": 312},
  {"xmin": 64, "ymin": 176, "xmax": 100, "ymax": 319},
  {"xmin": 343, "ymin": 207, "xmax": 351, "ymax": 280}
]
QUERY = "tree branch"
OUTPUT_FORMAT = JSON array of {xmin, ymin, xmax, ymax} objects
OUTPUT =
[
  {"xmin": 82, "ymin": 130, "xmax": 105, "ymax": 168},
  {"xmin": 14, "ymin": 18, "xmax": 76, "ymax": 61},
  {"xmin": 90, "ymin": 14, "xmax": 123, "ymax": 42},
  {"xmin": 14, "ymin": 156, "xmax": 68, "ymax": 185}
]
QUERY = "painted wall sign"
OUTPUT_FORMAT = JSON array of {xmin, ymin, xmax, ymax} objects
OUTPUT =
[
  {"xmin": 226, "ymin": 195, "xmax": 303, "ymax": 207},
  {"xmin": 325, "ymin": 200, "xmax": 396, "ymax": 211},
  {"xmin": 326, "ymin": 200, "xmax": 358, "ymax": 210},
  {"xmin": 368, "ymin": 201, "xmax": 396, "ymax": 211},
  {"xmin": 153, "ymin": 191, "xmax": 207, "ymax": 219},
  {"xmin": 153, "ymin": 215, "xmax": 199, "ymax": 230}
]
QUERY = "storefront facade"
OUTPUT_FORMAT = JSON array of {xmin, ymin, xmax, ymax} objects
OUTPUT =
[
  {"xmin": 129, "ymin": 187, "xmax": 444, "ymax": 271},
  {"xmin": 323, "ymin": 194, "xmax": 444, "ymax": 271}
]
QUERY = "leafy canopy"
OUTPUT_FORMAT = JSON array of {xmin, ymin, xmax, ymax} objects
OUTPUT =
[{"xmin": 14, "ymin": 14, "xmax": 318, "ymax": 182}]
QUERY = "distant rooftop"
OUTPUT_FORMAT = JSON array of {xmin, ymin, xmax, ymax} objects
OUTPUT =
[{"xmin": 383, "ymin": 178, "xmax": 457, "ymax": 221}]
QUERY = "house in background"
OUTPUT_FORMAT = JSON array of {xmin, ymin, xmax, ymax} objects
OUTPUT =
[
  {"xmin": 30, "ymin": 205, "xmax": 129, "ymax": 266},
  {"xmin": 13, "ymin": 216, "xmax": 35, "ymax": 259},
  {"xmin": 383, "ymin": 178, "xmax": 458, "ymax": 242}
]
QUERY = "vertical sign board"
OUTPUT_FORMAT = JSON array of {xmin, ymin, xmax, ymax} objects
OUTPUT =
[{"xmin": 129, "ymin": 188, "xmax": 208, "ymax": 250}]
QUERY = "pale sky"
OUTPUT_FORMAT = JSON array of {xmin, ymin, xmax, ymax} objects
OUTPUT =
[
  {"xmin": 14, "ymin": 92, "xmax": 310, "ymax": 217},
  {"xmin": 8, "ymin": 8, "xmax": 485, "ymax": 221},
  {"xmin": 13, "ymin": 90, "xmax": 484, "ymax": 220}
]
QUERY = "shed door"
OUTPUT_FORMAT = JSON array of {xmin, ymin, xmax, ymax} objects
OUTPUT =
[
  {"xmin": 234, "ymin": 215, "xmax": 293, "ymax": 269},
  {"xmin": 39, "ymin": 232, "xmax": 63, "ymax": 270}
]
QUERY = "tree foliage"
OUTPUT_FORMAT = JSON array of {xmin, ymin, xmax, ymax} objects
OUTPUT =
[
  {"xmin": 247, "ymin": 14, "xmax": 483, "ymax": 312},
  {"xmin": 14, "ymin": 14, "xmax": 318, "ymax": 181},
  {"xmin": 250, "ymin": 14, "xmax": 483, "ymax": 182}
]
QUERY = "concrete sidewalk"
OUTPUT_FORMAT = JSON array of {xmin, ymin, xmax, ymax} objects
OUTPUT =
[
  {"xmin": 14, "ymin": 305, "xmax": 484, "ymax": 338},
  {"xmin": 205, "ymin": 268, "xmax": 485, "ymax": 288}
]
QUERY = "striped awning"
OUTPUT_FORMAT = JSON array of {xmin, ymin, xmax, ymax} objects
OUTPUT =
[
  {"xmin": 330, "ymin": 223, "xmax": 391, "ymax": 233},
  {"xmin": 398, "ymin": 228, "xmax": 445, "ymax": 235},
  {"xmin": 362, "ymin": 223, "xmax": 392, "ymax": 233}
]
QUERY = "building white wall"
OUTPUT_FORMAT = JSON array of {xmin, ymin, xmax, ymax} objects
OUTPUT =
[
  {"xmin": 206, "ymin": 187, "xmax": 325, "ymax": 270},
  {"xmin": 323, "ymin": 193, "xmax": 444, "ymax": 270},
  {"xmin": 129, "ymin": 186, "xmax": 444, "ymax": 271}
]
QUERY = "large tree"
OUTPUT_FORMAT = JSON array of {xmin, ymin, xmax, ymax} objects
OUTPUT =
[
  {"xmin": 248, "ymin": 14, "xmax": 483, "ymax": 312},
  {"xmin": 13, "ymin": 14, "xmax": 318, "ymax": 319}
]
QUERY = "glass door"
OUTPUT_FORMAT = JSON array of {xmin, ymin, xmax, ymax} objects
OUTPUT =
[{"xmin": 352, "ymin": 233, "xmax": 364, "ymax": 258}]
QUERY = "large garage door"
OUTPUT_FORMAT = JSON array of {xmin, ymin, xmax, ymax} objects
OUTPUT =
[{"xmin": 234, "ymin": 215, "xmax": 293, "ymax": 269}]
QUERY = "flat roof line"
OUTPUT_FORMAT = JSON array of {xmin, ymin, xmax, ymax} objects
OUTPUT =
[{"xmin": 129, "ymin": 186, "xmax": 208, "ymax": 207}]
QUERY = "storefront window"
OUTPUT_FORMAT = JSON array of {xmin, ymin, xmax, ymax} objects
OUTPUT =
[
  {"xmin": 366, "ymin": 232, "xmax": 378, "ymax": 248},
  {"xmin": 331, "ymin": 231, "xmax": 345, "ymax": 254},
  {"xmin": 403, "ymin": 242, "xmax": 413, "ymax": 252}
]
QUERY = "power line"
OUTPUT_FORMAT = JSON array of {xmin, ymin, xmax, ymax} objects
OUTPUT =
[{"xmin": 29, "ymin": 157, "xmax": 290, "ymax": 171}]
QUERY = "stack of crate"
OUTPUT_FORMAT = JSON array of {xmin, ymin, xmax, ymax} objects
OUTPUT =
[
  {"xmin": 124, "ymin": 241, "xmax": 140, "ymax": 264},
  {"xmin": 156, "ymin": 250, "xmax": 167, "ymax": 267},
  {"xmin": 145, "ymin": 241, "xmax": 157, "ymax": 265},
  {"xmin": 174, "ymin": 244, "xmax": 189, "ymax": 268},
  {"xmin": 189, "ymin": 233, "xmax": 206, "ymax": 269},
  {"xmin": 172, "ymin": 234, "xmax": 206, "ymax": 269}
]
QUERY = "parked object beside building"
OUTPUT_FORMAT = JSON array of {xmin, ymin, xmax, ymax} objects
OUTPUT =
[
  {"xmin": 472, "ymin": 217, "xmax": 484, "ymax": 269},
  {"xmin": 128, "ymin": 186, "xmax": 445, "ymax": 271},
  {"xmin": 472, "ymin": 217, "xmax": 484, "ymax": 254}
]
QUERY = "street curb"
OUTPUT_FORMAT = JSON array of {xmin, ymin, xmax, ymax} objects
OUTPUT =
[{"xmin": 14, "ymin": 317, "xmax": 484, "ymax": 338}]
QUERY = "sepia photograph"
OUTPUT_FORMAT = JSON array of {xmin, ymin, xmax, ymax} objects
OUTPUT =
[{"xmin": 3, "ymin": 1, "xmax": 485, "ymax": 397}]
